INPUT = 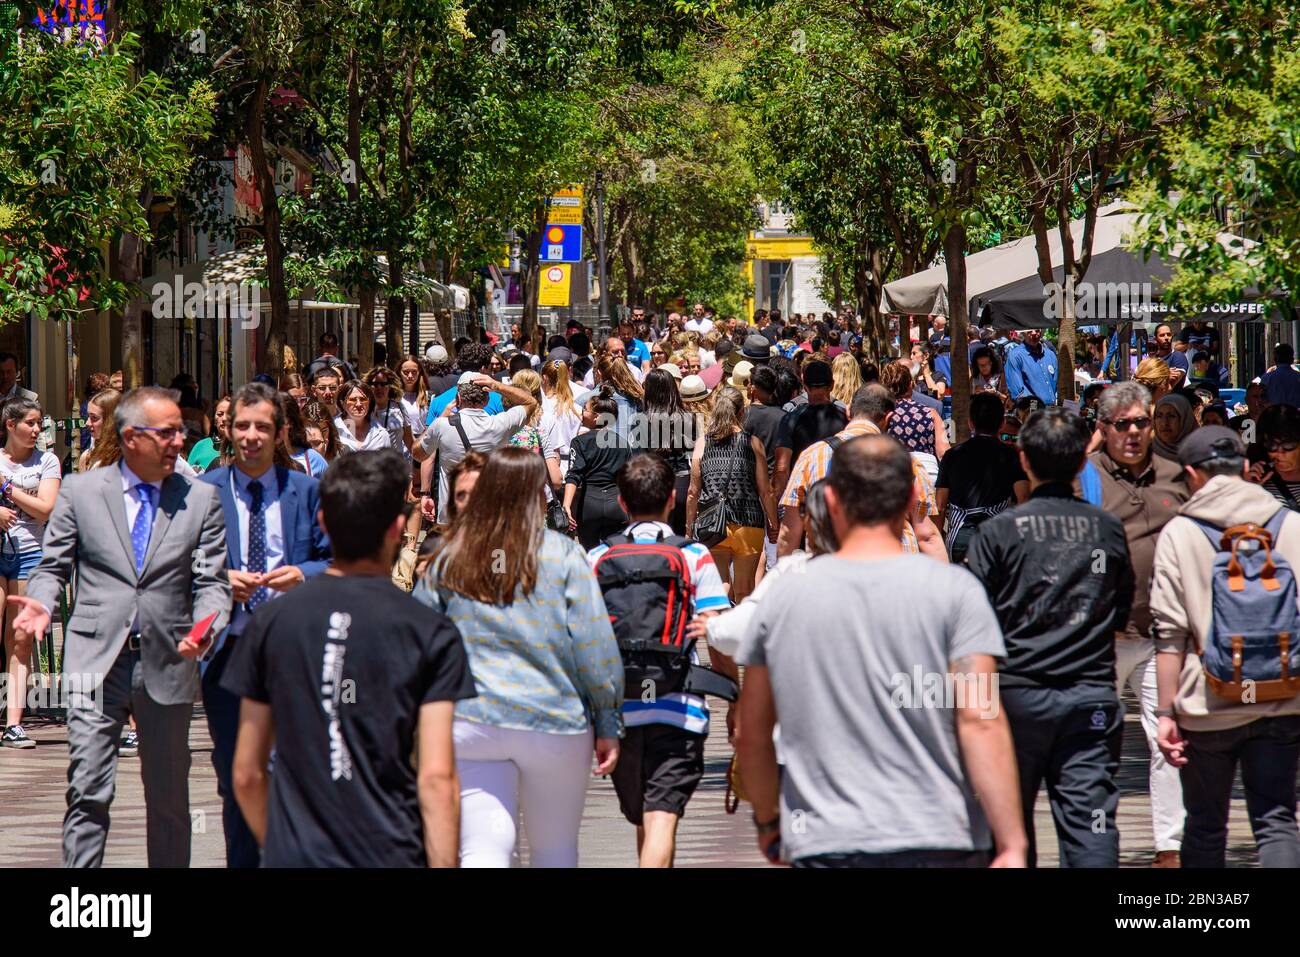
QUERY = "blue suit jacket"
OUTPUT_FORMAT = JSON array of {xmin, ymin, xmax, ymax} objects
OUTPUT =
[{"xmin": 199, "ymin": 465, "xmax": 332, "ymax": 662}]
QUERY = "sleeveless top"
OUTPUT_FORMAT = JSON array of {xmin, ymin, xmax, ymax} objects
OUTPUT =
[
  {"xmin": 699, "ymin": 430, "xmax": 764, "ymax": 529},
  {"xmin": 888, "ymin": 398, "xmax": 938, "ymax": 455}
]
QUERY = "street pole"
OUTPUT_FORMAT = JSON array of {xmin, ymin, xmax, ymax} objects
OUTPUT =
[{"xmin": 595, "ymin": 170, "xmax": 609, "ymax": 334}]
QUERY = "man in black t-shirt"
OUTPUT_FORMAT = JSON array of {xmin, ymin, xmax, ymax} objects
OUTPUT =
[
  {"xmin": 743, "ymin": 366, "xmax": 785, "ymax": 478},
  {"xmin": 224, "ymin": 449, "xmax": 475, "ymax": 867},
  {"xmin": 771, "ymin": 360, "xmax": 847, "ymax": 501},
  {"xmin": 936, "ymin": 392, "xmax": 1030, "ymax": 563}
]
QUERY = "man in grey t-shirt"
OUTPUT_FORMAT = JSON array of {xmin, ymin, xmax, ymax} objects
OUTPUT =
[
  {"xmin": 412, "ymin": 372, "xmax": 536, "ymax": 524},
  {"xmin": 736, "ymin": 434, "xmax": 1027, "ymax": 867}
]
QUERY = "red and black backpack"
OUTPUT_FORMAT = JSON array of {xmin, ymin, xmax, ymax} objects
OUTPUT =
[{"xmin": 593, "ymin": 530, "xmax": 697, "ymax": 700}]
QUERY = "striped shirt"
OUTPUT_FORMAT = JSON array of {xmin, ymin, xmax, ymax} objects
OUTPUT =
[
  {"xmin": 587, "ymin": 521, "xmax": 731, "ymax": 735},
  {"xmin": 779, "ymin": 421, "xmax": 938, "ymax": 552}
]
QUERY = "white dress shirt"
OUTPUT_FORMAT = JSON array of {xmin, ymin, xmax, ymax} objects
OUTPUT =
[
  {"xmin": 229, "ymin": 464, "xmax": 284, "ymax": 635},
  {"xmin": 120, "ymin": 461, "xmax": 163, "ymax": 541},
  {"xmin": 120, "ymin": 461, "xmax": 163, "ymax": 632}
]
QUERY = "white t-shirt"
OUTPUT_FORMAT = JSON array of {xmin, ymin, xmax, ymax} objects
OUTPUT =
[
  {"xmin": 540, "ymin": 395, "xmax": 583, "ymax": 475},
  {"xmin": 685, "ymin": 317, "xmax": 714, "ymax": 335},
  {"xmin": 0, "ymin": 449, "xmax": 60, "ymax": 553},
  {"xmin": 401, "ymin": 394, "xmax": 427, "ymax": 438}
]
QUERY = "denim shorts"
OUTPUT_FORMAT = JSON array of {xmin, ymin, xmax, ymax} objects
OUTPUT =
[{"xmin": 0, "ymin": 549, "xmax": 42, "ymax": 581}]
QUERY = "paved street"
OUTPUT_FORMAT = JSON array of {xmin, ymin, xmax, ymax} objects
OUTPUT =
[{"xmin": 0, "ymin": 690, "xmax": 1267, "ymax": 868}]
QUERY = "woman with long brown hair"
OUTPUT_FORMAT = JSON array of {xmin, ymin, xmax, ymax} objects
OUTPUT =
[
  {"xmin": 302, "ymin": 399, "xmax": 342, "ymax": 462},
  {"xmin": 188, "ymin": 393, "xmax": 231, "ymax": 472},
  {"xmin": 564, "ymin": 387, "xmax": 634, "ymax": 548},
  {"xmin": 282, "ymin": 392, "xmax": 329, "ymax": 477},
  {"xmin": 0, "ymin": 397, "xmax": 61, "ymax": 749},
  {"xmin": 412, "ymin": 447, "xmax": 622, "ymax": 867},
  {"xmin": 686, "ymin": 386, "xmax": 776, "ymax": 608},
  {"xmin": 593, "ymin": 352, "xmax": 643, "ymax": 442},
  {"xmin": 79, "ymin": 388, "xmax": 121, "ymax": 472}
]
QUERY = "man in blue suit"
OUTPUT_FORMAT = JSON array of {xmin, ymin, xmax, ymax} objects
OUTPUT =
[{"xmin": 200, "ymin": 381, "xmax": 331, "ymax": 867}]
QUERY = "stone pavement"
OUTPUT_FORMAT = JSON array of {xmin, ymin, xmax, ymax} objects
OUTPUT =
[{"xmin": 0, "ymin": 690, "xmax": 1268, "ymax": 868}]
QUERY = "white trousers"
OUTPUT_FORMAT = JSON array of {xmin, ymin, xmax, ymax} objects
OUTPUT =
[
  {"xmin": 453, "ymin": 719, "xmax": 593, "ymax": 868},
  {"xmin": 1115, "ymin": 637, "xmax": 1185, "ymax": 852}
]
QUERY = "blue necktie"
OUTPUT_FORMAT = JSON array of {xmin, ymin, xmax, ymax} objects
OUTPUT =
[
  {"xmin": 131, "ymin": 483, "xmax": 154, "ymax": 574},
  {"xmin": 246, "ymin": 479, "xmax": 269, "ymax": 611}
]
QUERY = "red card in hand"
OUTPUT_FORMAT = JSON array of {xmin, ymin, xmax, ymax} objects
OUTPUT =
[{"xmin": 186, "ymin": 611, "xmax": 219, "ymax": 646}]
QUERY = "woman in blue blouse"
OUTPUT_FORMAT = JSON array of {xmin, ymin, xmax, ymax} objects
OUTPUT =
[{"xmin": 413, "ymin": 446, "xmax": 623, "ymax": 867}]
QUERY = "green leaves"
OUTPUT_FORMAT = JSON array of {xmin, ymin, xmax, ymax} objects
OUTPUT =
[{"xmin": 0, "ymin": 29, "xmax": 214, "ymax": 323}]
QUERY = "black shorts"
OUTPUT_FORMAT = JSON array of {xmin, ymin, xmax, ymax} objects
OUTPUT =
[{"xmin": 611, "ymin": 724, "xmax": 705, "ymax": 826}]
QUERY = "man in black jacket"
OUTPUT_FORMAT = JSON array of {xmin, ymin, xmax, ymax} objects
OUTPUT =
[{"xmin": 965, "ymin": 408, "xmax": 1135, "ymax": 868}]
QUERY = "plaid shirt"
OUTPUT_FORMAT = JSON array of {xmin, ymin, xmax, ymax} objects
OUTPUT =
[{"xmin": 779, "ymin": 420, "xmax": 937, "ymax": 553}]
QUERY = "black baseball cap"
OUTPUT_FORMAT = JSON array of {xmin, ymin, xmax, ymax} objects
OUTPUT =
[{"xmin": 1177, "ymin": 426, "xmax": 1245, "ymax": 469}]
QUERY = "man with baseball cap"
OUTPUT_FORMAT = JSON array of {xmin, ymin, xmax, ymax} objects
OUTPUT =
[{"xmin": 1152, "ymin": 426, "xmax": 1300, "ymax": 867}]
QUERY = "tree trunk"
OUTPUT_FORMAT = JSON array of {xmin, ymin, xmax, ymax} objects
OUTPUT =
[
  {"xmin": 346, "ymin": 46, "xmax": 376, "ymax": 371},
  {"xmin": 246, "ymin": 78, "xmax": 288, "ymax": 376},
  {"xmin": 944, "ymin": 222, "xmax": 971, "ymax": 442},
  {"xmin": 1057, "ymin": 272, "xmax": 1079, "ymax": 403},
  {"xmin": 385, "ymin": 252, "xmax": 405, "ymax": 367},
  {"xmin": 519, "ymin": 204, "xmax": 547, "ymax": 341}
]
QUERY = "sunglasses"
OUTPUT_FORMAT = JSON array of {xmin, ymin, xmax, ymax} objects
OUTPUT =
[
  {"xmin": 1103, "ymin": 416, "xmax": 1151, "ymax": 432},
  {"xmin": 1268, "ymin": 441, "xmax": 1300, "ymax": 454}
]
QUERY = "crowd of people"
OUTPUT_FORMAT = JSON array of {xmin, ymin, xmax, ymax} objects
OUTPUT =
[{"xmin": 5, "ymin": 304, "xmax": 1300, "ymax": 871}]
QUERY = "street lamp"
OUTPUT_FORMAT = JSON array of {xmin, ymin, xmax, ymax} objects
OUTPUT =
[{"xmin": 595, "ymin": 170, "xmax": 609, "ymax": 331}]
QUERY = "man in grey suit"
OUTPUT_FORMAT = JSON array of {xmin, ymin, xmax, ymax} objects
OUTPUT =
[{"xmin": 11, "ymin": 386, "xmax": 231, "ymax": 867}]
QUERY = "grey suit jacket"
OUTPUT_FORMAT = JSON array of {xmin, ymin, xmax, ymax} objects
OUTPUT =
[{"xmin": 27, "ymin": 465, "xmax": 231, "ymax": 705}]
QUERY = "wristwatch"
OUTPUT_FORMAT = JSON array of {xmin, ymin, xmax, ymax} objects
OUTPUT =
[
  {"xmin": 752, "ymin": 813, "xmax": 780, "ymax": 835},
  {"xmin": 1154, "ymin": 708, "xmax": 1174, "ymax": 719}
]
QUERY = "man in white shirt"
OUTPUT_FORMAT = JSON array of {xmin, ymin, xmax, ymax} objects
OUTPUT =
[
  {"xmin": 413, "ymin": 372, "xmax": 537, "ymax": 523},
  {"xmin": 685, "ymin": 303, "xmax": 713, "ymax": 335}
]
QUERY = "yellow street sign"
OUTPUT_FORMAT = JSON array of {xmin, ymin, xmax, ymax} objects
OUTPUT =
[
  {"xmin": 539, "ymin": 264, "xmax": 571, "ymax": 307},
  {"xmin": 548, "ymin": 184, "xmax": 584, "ymax": 225}
]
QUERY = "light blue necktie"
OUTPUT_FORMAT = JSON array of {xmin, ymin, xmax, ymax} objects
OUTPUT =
[{"xmin": 131, "ymin": 483, "xmax": 154, "ymax": 574}]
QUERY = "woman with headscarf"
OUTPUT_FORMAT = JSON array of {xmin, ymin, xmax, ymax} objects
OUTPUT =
[{"xmin": 1152, "ymin": 392, "xmax": 1196, "ymax": 462}]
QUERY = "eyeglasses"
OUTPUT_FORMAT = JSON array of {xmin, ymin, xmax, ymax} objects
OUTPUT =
[
  {"xmin": 344, "ymin": 396, "xmax": 369, "ymax": 406},
  {"xmin": 131, "ymin": 425, "xmax": 184, "ymax": 443},
  {"xmin": 1103, "ymin": 416, "xmax": 1152, "ymax": 432}
]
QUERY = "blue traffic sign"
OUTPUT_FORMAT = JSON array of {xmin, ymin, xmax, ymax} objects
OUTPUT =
[{"xmin": 541, "ymin": 224, "xmax": 583, "ymax": 263}]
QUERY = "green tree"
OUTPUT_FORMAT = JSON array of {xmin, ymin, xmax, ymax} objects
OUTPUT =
[{"xmin": 0, "ymin": 28, "xmax": 213, "ymax": 337}]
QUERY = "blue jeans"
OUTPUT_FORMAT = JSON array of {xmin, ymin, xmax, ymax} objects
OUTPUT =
[
  {"xmin": 1181, "ymin": 715, "xmax": 1300, "ymax": 868},
  {"xmin": 0, "ymin": 548, "xmax": 41, "ymax": 581}
]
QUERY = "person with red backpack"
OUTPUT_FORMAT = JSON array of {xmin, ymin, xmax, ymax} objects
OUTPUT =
[
  {"xmin": 587, "ymin": 453, "xmax": 734, "ymax": 867},
  {"xmin": 1153, "ymin": 427, "xmax": 1300, "ymax": 867}
]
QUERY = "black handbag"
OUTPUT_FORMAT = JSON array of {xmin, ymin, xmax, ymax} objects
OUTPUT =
[{"xmin": 693, "ymin": 436, "xmax": 744, "ymax": 547}]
